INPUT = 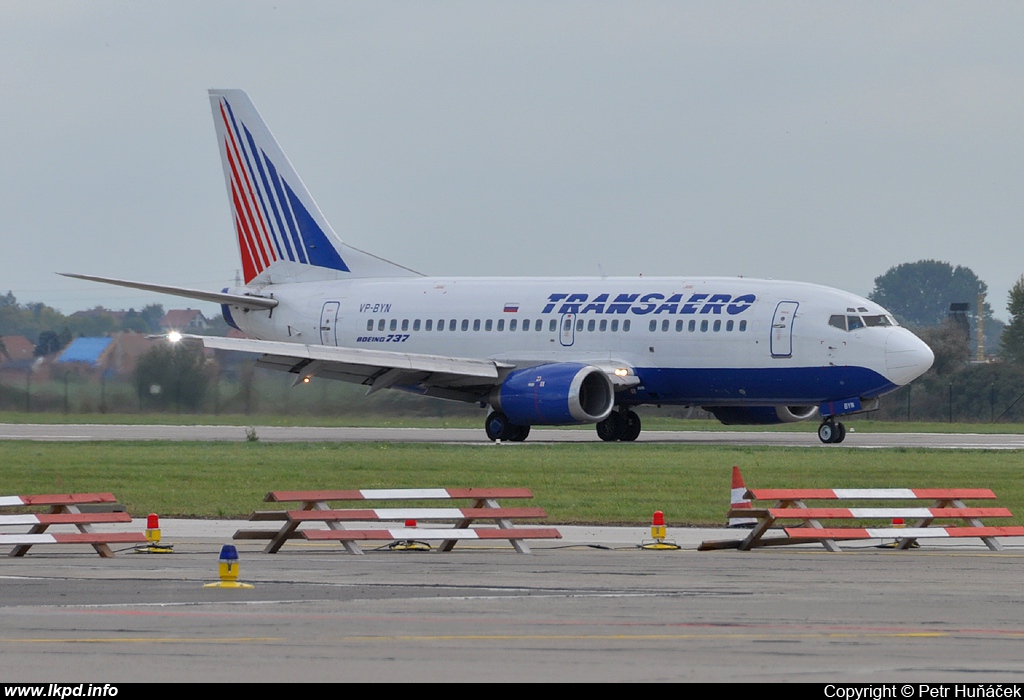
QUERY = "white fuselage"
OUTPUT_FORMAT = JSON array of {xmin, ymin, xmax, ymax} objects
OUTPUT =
[{"xmin": 223, "ymin": 275, "xmax": 931, "ymax": 408}]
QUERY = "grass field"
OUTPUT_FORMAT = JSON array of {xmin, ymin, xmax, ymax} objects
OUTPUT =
[{"xmin": 2, "ymin": 440, "xmax": 1022, "ymax": 526}]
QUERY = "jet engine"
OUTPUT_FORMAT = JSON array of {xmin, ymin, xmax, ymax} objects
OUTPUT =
[
  {"xmin": 706, "ymin": 405, "xmax": 819, "ymax": 425},
  {"xmin": 490, "ymin": 363, "xmax": 615, "ymax": 425}
]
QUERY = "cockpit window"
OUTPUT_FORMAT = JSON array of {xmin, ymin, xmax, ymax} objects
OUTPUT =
[
  {"xmin": 863, "ymin": 314, "xmax": 895, "ymax": 327},
  {"xmin": 831, "ymin": 313, "xmax": 898, "ymax": 331}
]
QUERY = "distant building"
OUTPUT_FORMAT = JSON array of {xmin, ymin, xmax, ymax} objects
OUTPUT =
[
  {"xmin": 0, "ymin": 335, "xmax": 39, "ymax": 384},
  {"xmin": 56, "ymin": 337, "xmax": 113, "ymax": 366},
  {"xmin": 53, "ymin": 333, "xmax": 160, "ymax": 377},
  {"xmin": 160, "ymin": 309, "xmax": 210, "ymax": 332},
  {"xmin": 0, "ymin": 335, "xmax": 35, "ymax": 363},
  {"xmin": 68, "ymin": 307, "xmax": 128, "ymax": 325}
]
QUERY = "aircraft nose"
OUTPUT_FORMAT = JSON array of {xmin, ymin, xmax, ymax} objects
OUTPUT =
[{"xmin": 885, "ymin": 329, "xmax": 934, "ymax": 385}]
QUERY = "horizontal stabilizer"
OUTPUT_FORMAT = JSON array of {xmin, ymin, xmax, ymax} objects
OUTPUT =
[{"xmin": 60, "ymin": 273, "xmax": 278, "ymax": 311}]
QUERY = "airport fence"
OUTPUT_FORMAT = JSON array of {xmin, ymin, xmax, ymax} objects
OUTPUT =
[{"xmin": 3, "ymin": 360, "xmax": 1024, "ymax": 424}]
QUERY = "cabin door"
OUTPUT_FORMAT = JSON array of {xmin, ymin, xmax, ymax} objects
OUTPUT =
[
  {"xmin": 320, "ymin": 301, "xmax": 340, "ymax": 346},
  {"xmin": 770, "ymin": 301, "xmax": 798, "ymax": 358},
  {"xmin": 559, "ymin": 313, "xmax": 576, "ymax": 347}
]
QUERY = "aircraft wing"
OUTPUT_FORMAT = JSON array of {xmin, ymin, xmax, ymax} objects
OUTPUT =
[{"xmin": 177, "ymin": 334, "xmax": 511, "ymax": 401}]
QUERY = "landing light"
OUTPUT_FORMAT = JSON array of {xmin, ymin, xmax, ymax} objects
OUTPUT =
[
  {"xmin": 167, "ymin": 331, "xmax": 183, "ymax": 343},
  {"xmin": 303, "ymin": 376, "xmax": 311, "ymax": 384},
  {"xmin": 614, "ymin": 368, "xmax": 629, "ymax": 377}
]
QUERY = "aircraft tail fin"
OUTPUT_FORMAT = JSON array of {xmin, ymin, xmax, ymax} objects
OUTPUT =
[{"xmin": 209, "ymin": 89, "xmax": 420, "ymax": 284}]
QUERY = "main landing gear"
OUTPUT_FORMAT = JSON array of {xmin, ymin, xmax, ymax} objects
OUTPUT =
[
  {"xmin": 596, "ymin": 409, "xmax": 642, "ymax": 442},
  {"xmin": 818, "ymin": 419, "xmax": 846, "ymax": 444},
  {"xmin": 484, "ymin": 411, "xmax": 531, "ymax": 442}
]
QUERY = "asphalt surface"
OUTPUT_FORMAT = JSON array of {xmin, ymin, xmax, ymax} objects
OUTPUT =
[
  {"xmin": 3, "ymin": 423, "xmax": 1024, "ymax": 448},
  {"xmin": 3, "ymin": 520, "xmax": 1024, "ymax": 682}
]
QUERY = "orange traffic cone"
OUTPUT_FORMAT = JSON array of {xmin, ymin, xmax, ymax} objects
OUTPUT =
[{"xmin": 728, "ymin": 466, "xmax": 757, "ymax": 528}]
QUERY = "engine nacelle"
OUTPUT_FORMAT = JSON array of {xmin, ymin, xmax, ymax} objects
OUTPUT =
[
  {"xmin": 706, "ymin": 405, "xmax": 819, "ymax": 425},
  {"xmin": 490, "ymin": 363, "xmax": 615, "ymax": 425}
]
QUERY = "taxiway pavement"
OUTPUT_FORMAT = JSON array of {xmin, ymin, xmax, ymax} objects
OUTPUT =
[{"xmin": 3, "ymin": 520, "xmax": 1024, "ymax": 682}]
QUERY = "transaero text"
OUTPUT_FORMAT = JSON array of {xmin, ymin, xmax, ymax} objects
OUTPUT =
[{"xmin": 541, "ymin": 292, "xmax": 756, "ymax": 315}]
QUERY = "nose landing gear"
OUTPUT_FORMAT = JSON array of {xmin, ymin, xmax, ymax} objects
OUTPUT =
[{"xmin": 818, "ymin": 419, "xmax": 846, "ymax": 444}]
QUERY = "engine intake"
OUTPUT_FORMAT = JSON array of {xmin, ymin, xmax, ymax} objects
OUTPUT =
[{"xmin": 490, "ymin": 363, "xmax": 615, "ymax": 425}]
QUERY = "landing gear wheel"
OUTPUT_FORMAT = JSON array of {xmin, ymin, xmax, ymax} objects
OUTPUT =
[
  {"xmin": 485, "ymin": 412, "xmax": 510, "ymax": 441},
  {"xmin": 484, "ymin": 412, "xmax": 530, "ymax": 442},
  {"xmin": 817, "ymin": 420, "xmax": 846, "ymax": 444},
  {"xmin": 621, "ymin": 410, "xmax": 642, "ymax": 442},
  {"xmin": 508, "ymin": 424, "xmax": 531, "ymax": 442},
  {"xmin": 596, "ymin": 412, "xmax": 624, "ymax": 442}
]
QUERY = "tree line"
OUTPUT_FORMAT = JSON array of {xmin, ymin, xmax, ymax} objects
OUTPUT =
[
  {"xmin": 6, "ymin": 262, "xmax": 1024, "ymax": 421},
  {"xmin": 868, "ymin": 261, "xmax": 1024, "ymax": 422},
  {"xmin": 0, "ymin": 292, "xmax": 167, "ymax": 356}
]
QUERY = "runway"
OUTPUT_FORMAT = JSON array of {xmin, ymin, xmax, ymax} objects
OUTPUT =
[
  {"xmin": 2, "ymin": 422, "xmax": 1024, "ymax": 448},
  {"xmin": 2, "ymin": 522, "xmax": 1024, "ymax": 682}
]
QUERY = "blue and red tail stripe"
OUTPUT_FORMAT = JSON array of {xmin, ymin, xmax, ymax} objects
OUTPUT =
[{"xmin": 217, "ymin": 96, "xmax": 348, "ymax": 283}]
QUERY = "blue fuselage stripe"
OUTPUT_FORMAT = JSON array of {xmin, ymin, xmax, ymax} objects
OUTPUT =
[{"xmin": 625, "ymin": 366, "xmax": 897, "ymax": 406}]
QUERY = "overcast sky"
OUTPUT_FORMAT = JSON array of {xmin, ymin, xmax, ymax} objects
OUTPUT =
[{"xmin": 3, "ymin": 2, "xmax": 1022, "ymax": 320}]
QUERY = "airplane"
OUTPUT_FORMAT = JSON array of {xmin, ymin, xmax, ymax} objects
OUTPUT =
[{"xmin": 64, "ymin": 89, "xmax": 934, "ymax": 444}]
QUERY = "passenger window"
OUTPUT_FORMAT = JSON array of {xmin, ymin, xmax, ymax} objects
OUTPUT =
[
  {"xmin": 460, "ymin": 319, "xmax": 468, "ymax": 331},
  {"xmin": 523, "ymin": 319, "xmax": 530, "ymax": 331},
  {"xmin": 425, "ymin": 319, "xmax": 433, "ymax": 331},
  {"xmin": 485, "ymin": 319, "xmax": 493, "ymax": 331},
  {"xmin": 726, "ymin": 320, "xmax": 734, "ymax": 331},
  {"xmin": 713, "ymin": 320, "xmax": 721, "ymax": 332},
  {"xmin": 413, "ymin": 319, "xmax": 421, "ymax": 331},
  {"xmin": 611, "ymin": 320, "xmax": 619, "ymax": 332},
  {"xmin": 623, "ymin": 320, "xmax": 631, "ymax": 332},
  {"xmin": 449, "ymin": 319, "xmax": 457, "ymax": 331},
  {"xmin": 587, "ymin": 319, "xmax": 595, "ymax": 332},
  {"xmin": 401, "ymin": 319, "xmax": 409, "ymax": 331},
  {"xmin": 366, "ymin": 320, "xmax": 373, "ymax": 331},
  {"xmin": 378, "ymin": 319, "xmax": 385, "ymax": 331},
  {"xmin": 739, "ymin": 320, "xmax": 747, "ymax": 332},
  {"xmin": 649, "ymin": 320, "xmax": 657, "ymax": 332},
  {"xmin": 497, "ymin": 319, "xmax": 505, "ymax": 331},
  {"xmin": 576, "ymin": 319, "xmax": 584, "ymax": 332},
  {"xmin": 700, "ymin": 320, "xmax": 708, "ymax": 332},
  {"xmin": 675, "ymin": 320, "xmax": 683, "ymax": 332},
  {"xmin": 661, "ymin": 319, "xmax": 669, "ymax": 332},
  {"xmin": 549, "ymin": 319, "xmax": 557, "ymax": 332},
  {"xmin": 438, "ymin": 319, "xmax": 445, "ymax": 331},
  {"xmin": 688, "ymin": 320, "xmax": 696, "ymax": 332},
  {"xmin": 600, "ymin": 320, "xmax": 607, "ymax": 332},
  {"xmin": 509, "ymin": 319, "xmax": 517, "ymax": 331},
  {"xmin": 390, "ymin": 319, "xmax": 397, "ymax": 331},
  {"xmin": 473, "ymin": 319, "xmax": 480, "ymax": 331}
]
